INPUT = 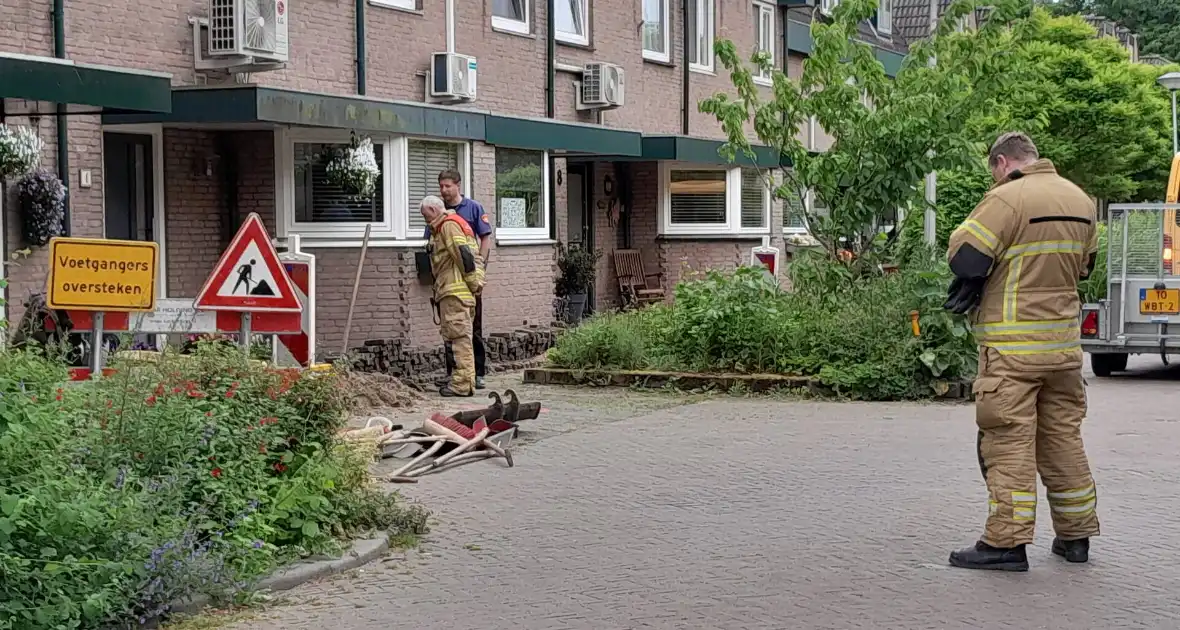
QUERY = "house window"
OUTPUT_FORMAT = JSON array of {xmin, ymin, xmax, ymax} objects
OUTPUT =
[
  {"xmin": 556, "ymin": 0, "xmax": 589, "ymax": 45},
  {"xmin": 781, "ymin": 171, "xmax": 808, "ymax": 232},
  {"xmin": 495, "ymin": 148, "xmax": 549, "ymax": 241},
  {"xmin": 370, "ymin": 0, "xmax": 418, "ymax": 10},
  {"xmin": 642, "ymin": 0, "xmax": 670, "ymax": 63},
  {"xmin": 659, "ymin": 163, "xmax": 770, "ymax": 236},
  {"xmin": 740, "ymin": 168, "xmax": 770, "ymax": 229},
  {"xmin": 492, "ymin": 0, "xmax": 530, "ymax": 35},
  {"xmin": 687, "ymin": 0, "xmax": 715, "ymax": 72},
  {"xmin": 754, "ymin": 2, "xmax": 775, "ymax": 85},
  {"xmin": 293, "ymin": 142, "xmax": 386, "ymax": 226},
  {"xmin": 820, "ymin": 0, "xmax": 838, "ymax": 16},
  {"xmin": 406, "ymin": 139, "xmax": 464, "ymax": 236},
  {"xmin": 877, "ymin": 0, "xmax": 892, "ymax": 34}
]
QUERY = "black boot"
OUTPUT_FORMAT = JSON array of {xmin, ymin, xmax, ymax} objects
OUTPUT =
[
  {"xmin": 1051, "ymin": 537, "xmax": 1089, "ymax": 563},
  {"xmin": 948, "ymin": 540, "xmax": 1029, "ymax": 572},
  {"xmin": 439, "ymin": 385, "xmax": 474, "ymax": 398}
]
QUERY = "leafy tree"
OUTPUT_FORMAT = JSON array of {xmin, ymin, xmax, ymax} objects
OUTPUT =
[
  {"xmin": 1040, "ymin": 0, "xmax": 1180, "ymax": 62},
  {"xmin": 975, "ymin": 9, "xmax": 1174, "ymax": 201},
  {"xmin": 701, "ymin": 0, "xmax": 1025, "ymax": 271}
]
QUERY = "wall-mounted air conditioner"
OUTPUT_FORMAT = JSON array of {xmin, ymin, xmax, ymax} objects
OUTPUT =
[
  {"xmin": 577, "ymin": 62, "xmax": 625, "ymax": 111},
  {"xmin": 430, "ymin": 52, "xmax": 478, "ymax": 102},
  {"xmin": 207, "ymin": 0, "xmax": 290, "ymax": 64}
]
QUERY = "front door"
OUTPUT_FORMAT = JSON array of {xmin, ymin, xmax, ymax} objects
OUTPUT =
[
  {"xmin": 103, "ymin": 132, "xmax": 157, "ymax": 349},
  {"xmin": 566, "ymin": 163, "xmax": 595, "ymax": 312}
]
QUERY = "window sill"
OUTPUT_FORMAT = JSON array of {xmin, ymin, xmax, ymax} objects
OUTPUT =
[
  {"xmin": 290, "ymin": 235, "xmax": 428, "ymax": 249},
  {"xmin": 657, "ymin": 233, "xmax": 770, "ymax": 241},
  {"xmin": 556, "ymin": 35, "xmax": 591, "ymax": 49},
  {"xmin": 367, "ymin": 0, "xmax": 422, "ymax": 14},
  {"xmin": 643, "ymin": 52, "xmax": 674, "ymax": 67},
  {"xmin": 753, "ymin": 77, "xmax": 774, "ymax": 88},
  {"xmin": 491, "ymin": 18, "xmax": 533, "ymax": 38},
  {"xmin": 496, "ymin": 238, "xmax": 557, "ymax": 247},
  {"xmin": 689, "ymin": 65, "xmax": 715, "ymax": 76}
]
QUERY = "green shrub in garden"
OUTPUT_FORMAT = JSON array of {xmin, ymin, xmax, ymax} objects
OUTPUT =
[
  {"xmin": 0, "ymin": 342, "xmax": 429, "ymax": 630},
  {"xmin": 548, "ymin": 255, "xmax": 978, "ymax": 400}
]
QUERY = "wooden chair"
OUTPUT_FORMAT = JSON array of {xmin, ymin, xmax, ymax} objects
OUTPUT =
[{"xmin": 613, "ymin": 249, "xmax": 665, "ymax": 309}]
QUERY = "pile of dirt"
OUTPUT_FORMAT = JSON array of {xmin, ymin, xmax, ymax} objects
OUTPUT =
[{"xmin": 338, "ymin": 370, "xmax": 423, "ymax": 413}]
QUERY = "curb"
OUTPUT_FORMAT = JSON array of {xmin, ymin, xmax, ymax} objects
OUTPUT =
[
  {"xmin": 169, "ymin": 532, "xmax": 391, "ymax": 616},
  {"xmin": 522, "ymin": 367, "xmax": 973, "ymax": 401}
]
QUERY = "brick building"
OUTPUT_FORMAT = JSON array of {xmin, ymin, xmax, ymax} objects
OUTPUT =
[{"xmin": 1, "ymin": 0, "xmax": 909, "ymax": 361}]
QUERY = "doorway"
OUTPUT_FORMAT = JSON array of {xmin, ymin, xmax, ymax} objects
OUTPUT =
[
  {"xmin": 103, "ymin": 129, "xmax": 165, "ymax": 349},
  {"xmin": 566, "ymin": 163, "xmax": 595, "ymax": 312}
]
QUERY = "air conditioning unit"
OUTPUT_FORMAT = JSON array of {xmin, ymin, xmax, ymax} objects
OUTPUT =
[
  {"xmin": 430, "ymin": 52, "xmax": 478, "ymax": 101},
  {"xmin": 207, "ymin": 0, "xmax": 290, "ymax": 64},
  {"xmin": 578, "ymin": 62, "xmax": 625, "ymax": 111}
]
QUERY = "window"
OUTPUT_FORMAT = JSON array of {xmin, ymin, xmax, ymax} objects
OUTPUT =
[
  {"xmin": 740, "ymin": 168, "xmax": 770, "ymax": 229},
  {"xmin": 687, "ymin": 0, "xmax": 714, "ymax": 72},
  {"xmin": 781, "ymin": 170, "xmax": 808, "ymax": 232},
  {"xmin": 406, "ymin": 139, "xmax": 463, "ymax": 235},
  {"xmin": 753, "ymin": 2, "xmax": 775, "ymax": 85},
  {"xmin": 493, "ymin": 0, "xmax": 530, "ymax": 35},
  {"xmin": 659, "ymin": 163, "xmax": 771, "ymax": 236},
  {"xmin": 877, "ymin": 0, "xmax": 892, "ymax": 34},
  {"xmin": 370, "ymin": 0, "xmax": 418, "ymax": 10},
  {"xmin": 642, "ymin": 0, "xmax": 670, "ymax": 63},
  {"xmin": 293, "ymin": 141, "xmax": 386, "ymax": 226},
  {"xmin": 278, "ymin": 129, "xmax": 473, "ymax": 244},
  {"xmin": 556, "ymin": 0, "xmax": 589, "ymax": 45},
  {"xmin": 820, "ymin": 0, "xmax": 838, "ymax": 16},
  {"xmin": 495, "ymin": 148, "xmax": 550, "ymax": 241}
]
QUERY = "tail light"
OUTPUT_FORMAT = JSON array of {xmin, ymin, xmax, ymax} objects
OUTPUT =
[
  {"xmin": 1165, "ymin": 234, "xmax": 1173, "ymax": 274},
  {"xmin": 1081, "ymin": 310, "xmax": 1099, "ymax": 338}
]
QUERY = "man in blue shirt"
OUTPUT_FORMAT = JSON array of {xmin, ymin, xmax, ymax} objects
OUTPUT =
[{"xmin": 425, "ymin": 169, "xmax": 493, "ymax": 389}]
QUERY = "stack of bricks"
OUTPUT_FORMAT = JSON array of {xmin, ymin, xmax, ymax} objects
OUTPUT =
[{"xmin": 347, "ymin": 325, "xmax": 557, "ymax": 383}]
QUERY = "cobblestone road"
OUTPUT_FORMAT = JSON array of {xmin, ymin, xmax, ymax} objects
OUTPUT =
[{"xmin": 232, "ymin": 357, "xmax": 1180, "ymax": 630}]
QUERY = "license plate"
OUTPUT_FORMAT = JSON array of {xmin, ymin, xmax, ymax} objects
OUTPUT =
[{"xmin": 1139, "ymin": 288, "xmax": 1180, "ymax": 315}]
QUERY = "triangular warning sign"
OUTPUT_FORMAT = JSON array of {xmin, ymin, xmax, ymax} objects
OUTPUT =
[{"xmin": 194, "ymin": 213, "xmax": 303, "ymax": 313}]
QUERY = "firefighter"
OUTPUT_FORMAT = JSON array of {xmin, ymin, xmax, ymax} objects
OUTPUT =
[
  {"xmin": 944, "ymin": 132, "xmax": 1101, "ymax": 571},
  {"xmin": 421, "ymin": 195, "xmax": 485, "ymax": 398}
]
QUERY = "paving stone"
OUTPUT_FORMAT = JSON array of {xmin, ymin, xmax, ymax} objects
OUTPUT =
[{"xmin": 233, "ymin": 356, "xmax": 1180, "ymax": 630}]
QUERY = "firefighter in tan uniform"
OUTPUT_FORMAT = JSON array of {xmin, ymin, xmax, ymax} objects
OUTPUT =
[
  {"xmin": 944, "ymin": 133, "xmax": 1101, "ymax": 572},
  {"xmin": 421, "ymin": 196, "xmax": 486, "ymax": 397}
]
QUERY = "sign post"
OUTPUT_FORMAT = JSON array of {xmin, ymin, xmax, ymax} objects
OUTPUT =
[
  {"xmin": 193, "ymin": 213, "xmax": 303, "ymax": 357},
  {"xmin": 46, "ymin": 237, "xmax": 159, "ymax": 374}
]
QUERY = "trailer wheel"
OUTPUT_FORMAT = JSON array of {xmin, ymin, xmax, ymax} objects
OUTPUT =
[{"xmin": 1091, "ymin": 353, "xmax": 1128, "ymax": 377}]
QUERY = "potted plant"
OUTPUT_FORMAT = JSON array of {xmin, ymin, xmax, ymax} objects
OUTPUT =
[
  {"xmin": 17, "ymin": 168, "xmax": 66, "ymax": 246},
  {"xmin": 555, "ymin": 242, "xmax": 602, "ymax": 325},
  {"xmin": 0, "ymin": 123, "xmax": 43, "ymax": 180},
  {"xmin": 325, "ymin": 136, "xmax": 380, "ymax": 201}
]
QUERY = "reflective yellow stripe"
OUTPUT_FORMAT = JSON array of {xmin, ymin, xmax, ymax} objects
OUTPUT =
[
  {"xmin": 984, "ymin": 340, "xmax": 1082, "ymax": 356},
  {"xmin": 1011, "ymin": 491, "xmax": 1037, "ymax": 521},
  {"xmin": 1003, "ymin": 256, "xmax": 1024, "ymax": 322},
  {"xmin": 1048, "ymin": 485, "xmax": 1096, "ymax": 516},
  {"xmin": 959, "ymin": 219, "xmax": 1000, "ymax": 252},
  {"xmin": 1051, "ymin": 500, "xmax": 1096, "ymax": 515},
  {"xmin": 1004, "ymin": 240, "xmax": 1085, "ymax": 259},
  {"xmin": 973, "ymin": 319, "xmax": 1077, "ymax": 334},
  {"xmin": 1048, "ymin": 485, "xmax": 1095, "ymax": 501}
]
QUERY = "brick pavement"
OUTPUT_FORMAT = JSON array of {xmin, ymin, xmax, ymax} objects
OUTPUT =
[{"xmin": 233, "ymin": 356, "xmax": 1180, "ymax": 630}]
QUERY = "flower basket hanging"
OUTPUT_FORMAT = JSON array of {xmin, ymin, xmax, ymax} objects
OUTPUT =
[
  {"xmin": 17, "ymin": 168, "xmax": 67, "ymax": 246},
  {"xmin": 0, "ymin": 124, "xmax": 44, "ymax": 180},
  {"xmin": 325, "ymin": 136, "xmax": 380, "ymax": 201}
]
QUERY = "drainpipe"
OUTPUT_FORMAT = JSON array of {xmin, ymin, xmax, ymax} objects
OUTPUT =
[
  {"xmin": 355, "ymin": 0, "xmax": 366, "ymax": 95},
  {"xmin": 545, "ymin": 0, "xmax": 555, "ymax": 118},
  {"xmin": 53, "ymin": 0, "xmax": 70, "ymax": 236},
  {"xmin": 446, "ymin": 0, "xmax": 456, "ymax": 54},
  {"xmin": 680, "ymin": 0, "xmax": 690, "ymax": 135}
]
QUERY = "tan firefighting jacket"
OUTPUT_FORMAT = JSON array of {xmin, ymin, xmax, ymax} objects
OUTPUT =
[
  {"xmin": 947, "ymin": 159, "xmax": 1098, "ymax": 369},
  {"xmin": 428, "ymin": 211, "xmax": 485, "ymax": 307}
]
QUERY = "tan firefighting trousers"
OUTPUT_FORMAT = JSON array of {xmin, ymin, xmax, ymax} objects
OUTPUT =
[
  {"xmin": 973, "ymin": 347, "xmax": 1101, "ymax": 548},
  {"xmin": 438, "ymin": 296, "xmax": 475, "ymax": 394}
]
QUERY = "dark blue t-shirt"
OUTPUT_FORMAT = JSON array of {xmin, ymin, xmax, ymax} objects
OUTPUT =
[{"xmin": 423, "ymin": 197, "xmax": 492, "ymax": 239}]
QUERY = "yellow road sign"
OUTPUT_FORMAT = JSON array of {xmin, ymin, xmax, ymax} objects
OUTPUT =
[{"xmin": 46, "ymin": 237, "xmax": 159, "ymax": 311}]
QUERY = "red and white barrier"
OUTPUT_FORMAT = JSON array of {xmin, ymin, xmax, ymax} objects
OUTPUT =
[{"xmin": 273, "ymin": 236, "xmax": 316, "ymax": 367}]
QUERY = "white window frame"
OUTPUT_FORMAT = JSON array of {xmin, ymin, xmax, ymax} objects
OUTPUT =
[
  {"xmin": 369, "ymin": 0, "xmax": 418, "ymax": 11},
  {"xmin": 688, "ymin": 0, "xmax": 715, "ymax": 73},
  {"xmin": 820, "ymin": 0, "xmax": 839, "ymax": 16},
  {"xmin": 642, "ymin": 0, "xmax": 671, "ymax": 63},
  {"xmin": 275, "ymin": 127, "xmax": 470, "ymax": 247},
  {"xmin": 555, "ymin": 0, "xmax": 590, "ymax": 46},
  {"xmin": 753, "ymin": 1, "xmax": 776, "ymax": 86},
  {"xmin": 877, "ymin": 0, "xmax": 892, "ymax": 35},
  {"xmin": 492, "ymin": 0, "xmax": 531, "ymax": 35},
  {"xmin": 659, "ymin": 162, "xmax": 772, "ymax": 237},
  {"xmin": 494, "ymin": 149, "xmax": 551, "ymax": 242}
]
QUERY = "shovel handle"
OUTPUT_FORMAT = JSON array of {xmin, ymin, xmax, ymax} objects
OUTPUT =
[
  {"xmin": 389, "ymin": 438, "xmax": 445, "ymax": 478},
  {"xmin": 431, "ymin": 428, "xmax": 490, "ymax": 469}
]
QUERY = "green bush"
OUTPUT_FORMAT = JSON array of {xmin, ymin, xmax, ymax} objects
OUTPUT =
[
  {"xmin": 0, "ymin": 343, "xmax": 429, "ymax": 630},
  {"xmin": 549, "ymin": 256, "xmax": 977, "ymax": 400}
]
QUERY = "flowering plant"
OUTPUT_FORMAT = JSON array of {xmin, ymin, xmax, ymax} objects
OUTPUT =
[
  {"xmin": 0, "ymin": 123, "xmax": 43, "ymax": 179},
  {"xmin": 17, "ymin": 168, "xmax": 67, "ymax": 246},
  {"xmin": 325, "ymin": 137, "xmax": 380, "ymax": 201}
]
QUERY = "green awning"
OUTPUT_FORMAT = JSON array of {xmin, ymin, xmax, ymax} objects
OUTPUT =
[
  {"xmin": 103, "ymin": 86, "xmax": 644, "ymax": 156},
  {"xmin": 0, "ymin": 52, "xmax": 172, "ymax": 113},
  {"xmin": 640, "ymin": 135, "xmax": 787, "ymax": 168},
  {"xmin": 485, "ymin": 115, "xmax": 643, "ymax": 156}
]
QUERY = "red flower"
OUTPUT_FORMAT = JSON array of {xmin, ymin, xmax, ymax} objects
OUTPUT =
[
  {"xmin": 272, "ymin": 462, "xmax": 287, "ymax": 473},
  {"xmin": 172, "ymin": 387, "xmax": 182, "ymax": 394},
  {"xmin": 145, "ymin": 395, "xmax": 157, "ymax": 406},
  {"xmin": 136, "ymin": 452, "xmax": 145, "ymax": 460},
  {"xmin": 30, "ymin": 395, "xmax": 37, "ymax": 402},
  {"xmin": 224, "ymin": 390, "xmax": 235, "ymax": 398},
  {"xmin": 105, "ymin": 399, "xmax": 113, "ymax": 408},
  {"xmin": 205, "ymin": 411, "xmax": 213, "ymax": 417},
  {"xmin": 55, "ymin": 394, "xmax": 62, "ymax": 401},
  {"xmin": 258, "ymin": 444, "xmax": 267, "ymax": 454},
  {"xmin": 56, "ymin": 388, "xmax": 63, "ymax": 395},
  {"xmin": 188, "ymin": 390, "xmax": 206, "ymax": 398},
  {"xmin": 211, "ymin": 468, "xmax": 222, "ymax": 478},
  {"xmin": 155, "ymin": 383, "xmax": 166, "ymax": 396}
]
